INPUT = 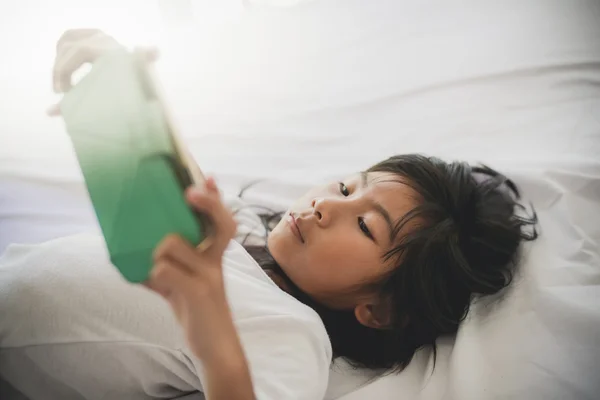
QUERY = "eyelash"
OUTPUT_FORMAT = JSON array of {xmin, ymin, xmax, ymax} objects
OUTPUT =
[
  {"xmin": 338, "ymin": 182, "xmax": 374, "ymax": 240},
  {"xmin": 358, "ymin": 217, "xmax": 374, "ymax": 240},
  {"xmin": 338, "ymin": 182, "xmax": 350, "ymax": 196}
]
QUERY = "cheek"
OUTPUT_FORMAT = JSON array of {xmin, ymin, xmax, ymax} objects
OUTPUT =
[
  {"xmin": 301, "ymin": 237, "xmax": 379, "ymax": 293},
  {"xmin": 267, "ymin": 216, "xmax": 382, "ymax": 300}
]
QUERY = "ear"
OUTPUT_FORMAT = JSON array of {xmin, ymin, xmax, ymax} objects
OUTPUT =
[{"xmin": 354, "ymin": 299, "xmax": 393, "ymax": 330}]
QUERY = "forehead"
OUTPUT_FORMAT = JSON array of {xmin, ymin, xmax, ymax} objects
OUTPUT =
[{"xmin": 350, "ymin": 171, "xmax": 418, "ymax": 217}]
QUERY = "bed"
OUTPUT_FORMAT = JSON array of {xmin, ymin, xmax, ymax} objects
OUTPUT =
[{"xmin": 1, "ymin": 0, "xmax": 599, "ymax": 399}]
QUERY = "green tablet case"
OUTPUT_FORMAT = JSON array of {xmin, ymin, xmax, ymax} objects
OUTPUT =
[{"xmin": 60, "ymin": 49, "xmax": 206, "ymax": 282}]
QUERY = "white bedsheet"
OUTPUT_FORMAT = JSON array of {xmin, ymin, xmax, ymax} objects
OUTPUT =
[{"xmin": 1, "ymin": 1, "xmax": 599, "ymax": 399}]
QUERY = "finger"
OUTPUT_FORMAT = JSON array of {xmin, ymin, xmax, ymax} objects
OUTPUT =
[
  {"xmin": 134, "ymin": 46, "xmax": 160, "ymax": 63},
  {"xmin": 186, "ymin": 186, "xmax": 221, "ymax": 217},
  {"xmin": 46, "ymin": 104, "xmax": 61, "ymax": 117},
  {"xmin": 56, "ymin": 28, "xmax": 103, "ymax": 52},
  {"xmin": 143, "ymin": 271, "xmax": 169, "ymax": 298},
  {"xmin": 53, "ymin": 42, "xmax": 89, "ymax": 93},
  {"xmin": 53, "ymin": 30, "xmax": 103, "ymax": 92},
  {"xmin": 153, "ymin": 234, "xmax": 200, "ymax": 272},
  {"xmin": 53, "ymin": 33, "xmax": 121, "ymax": 93},
  {"xmin": 147, "ymin": 260, "xmax": 194, "ymax": 299},
  {"xmin": 186, "ymin": 187, "xmax": 237, "ymax": 254},
  {"xmin": 205, "ymin": 176, "xmax": 218, "ymax": 192}
]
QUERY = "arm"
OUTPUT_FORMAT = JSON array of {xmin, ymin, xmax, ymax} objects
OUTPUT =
[
  {"xmin": 201, "ymin": 319, "xmax": 255, "ymax": 400},
  {"xmin": 147, "ymin": 178, "xmax": 330, "ymax": 400},
  {"xmin": 186, "ymin": 290, "xmax": 255, "ymax": 400},
  {"xmin": 147, "ymin": 177, "xmax": 256, "ymax": 400}
]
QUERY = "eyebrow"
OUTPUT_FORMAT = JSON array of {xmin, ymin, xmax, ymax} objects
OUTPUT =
[
  {"xmin": 374, "ymin": 202, "xmax": 395, "ymax": 244},
  {"xmin": 360, "ymin": 171, "xmax": 369, "ymax": 189},
  {"xmin": 360, "ymin": 171, "xmax": 395, "ymax": 243}
]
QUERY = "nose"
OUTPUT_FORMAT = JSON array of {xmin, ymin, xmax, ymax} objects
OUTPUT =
[{"xmin": 311, "ymin": 198, "xmax": 333, "ymax": 227}]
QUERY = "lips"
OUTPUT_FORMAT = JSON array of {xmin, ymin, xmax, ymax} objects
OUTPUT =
[{"xmin": 287, "ymin": 213, "xmax": 305, "ymax": 243}]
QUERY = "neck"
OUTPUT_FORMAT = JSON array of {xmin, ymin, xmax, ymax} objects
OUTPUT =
[
  {"xmin": 264, "ymin": 269, "xmax": 294, "ymax": 294},
  {"xmin": 244, "ymin": 245, "xmax": 317, "ymax": 305}
]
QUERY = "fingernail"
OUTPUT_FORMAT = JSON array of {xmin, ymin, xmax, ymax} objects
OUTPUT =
[
  {"xmin": 206, "ymin": 177, "xmax": 217, "ymax": 190},
  {"xmin": 186, "ymin": 187, "xmax": 202, "ymax": 199}
]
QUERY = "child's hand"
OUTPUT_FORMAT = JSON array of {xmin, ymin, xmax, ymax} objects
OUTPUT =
[
  {"xmin": 145, "ymin": 177, "xmax": 238, "ymax": 362},
  {"xmin": 48, "ymin": 28, "xmax": 158, "ymax": 115}
]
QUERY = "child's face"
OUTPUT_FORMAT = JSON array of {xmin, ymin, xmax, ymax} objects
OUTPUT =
[{"xmin": 267, "ymin": 171, "xmax": 417, "ymax": 310}]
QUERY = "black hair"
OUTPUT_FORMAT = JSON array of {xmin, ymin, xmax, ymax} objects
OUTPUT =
[{"xmin": 242, "ymin": 154, "xmax": 538, "ymax": 372}]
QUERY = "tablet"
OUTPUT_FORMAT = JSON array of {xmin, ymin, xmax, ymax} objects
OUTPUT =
[{"xmin": 60, "ymin": 49, "xmax": 212, "ymax": 283}]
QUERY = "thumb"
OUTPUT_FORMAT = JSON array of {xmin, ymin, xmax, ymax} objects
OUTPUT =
[
  {"xmin": 134, "ymin": 46, "xmax": 160, "ymax": 63},
  {"xmin": 46, "ymin": 103, "xmax": 61, "ymax": 117}
]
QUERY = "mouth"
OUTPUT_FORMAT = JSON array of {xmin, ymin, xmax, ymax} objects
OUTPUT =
[{"xmin": 286, "ymin": 213, "xmax": 305, "ymax": 243}]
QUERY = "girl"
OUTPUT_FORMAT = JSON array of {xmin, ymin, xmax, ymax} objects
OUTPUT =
[{"xmin": 0, "ymin": 29, "xmax": 537, "ymax": 400}]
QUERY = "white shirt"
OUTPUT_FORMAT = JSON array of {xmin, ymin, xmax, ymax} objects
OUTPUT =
[{"xmin": 0, "ymin": 232, "xmax": 332, "ymax": 400}]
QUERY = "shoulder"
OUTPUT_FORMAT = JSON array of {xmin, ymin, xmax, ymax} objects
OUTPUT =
[
  {"xmin": 239, "ymin": 314, "xmax": 332, "ymax": 399},
  {"xmin": 219, "ymin": 241, "xmax": 333, "ymax": 399},
  {"xmin": 223, "ymin": 240, "xmax": 331, "ymax": 347},
  {"xmin": 222, "ymin": 240, "xmax": 328, "ymax": 334}
]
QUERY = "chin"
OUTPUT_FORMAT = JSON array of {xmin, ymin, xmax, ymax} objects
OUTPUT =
[
  {"xmin": 267, "ymin": 225, "xmax": 288, "ymax": 259},
  {"xmin": 268, "ymin": 227, "xmax": 299, "ymax": 270}
]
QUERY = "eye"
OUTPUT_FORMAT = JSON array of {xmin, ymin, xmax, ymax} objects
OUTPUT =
[
  {"xmin": 339, "ymin": 182, "xmax": 350, "ymax": 197},
  {"xmin": 358, "ymin": 217, "xmax": 374, "ymax": 240}
]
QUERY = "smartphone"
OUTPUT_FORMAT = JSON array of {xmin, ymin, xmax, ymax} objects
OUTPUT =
[{"xmin": 60, "ymin": 48, "xmax": 212, "ymax": 283}]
